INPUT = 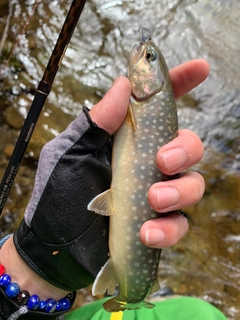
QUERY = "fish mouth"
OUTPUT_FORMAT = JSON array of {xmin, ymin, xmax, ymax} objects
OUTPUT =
[
  {"xmin": 126, "ymin": 43, "xmax": 144, "ymax": 78},
  {"xmin": 130, "ymin": 43, "xmax": 144, "ymax": 63}
]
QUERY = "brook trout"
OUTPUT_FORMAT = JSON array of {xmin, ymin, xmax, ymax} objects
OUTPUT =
[{"xmin": 88, "ymin": 28, "xmax": 178, "ymax": 312}]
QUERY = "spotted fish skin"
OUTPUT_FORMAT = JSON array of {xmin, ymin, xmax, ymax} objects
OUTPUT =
[{"xmin": 88, "ymin": 31, "xmax": 178, "ymax": 312}]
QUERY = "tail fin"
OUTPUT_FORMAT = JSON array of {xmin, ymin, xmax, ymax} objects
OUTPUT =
[{"xmin": 104, "ymin": 297, "xmax": 155, "ymax": 312}]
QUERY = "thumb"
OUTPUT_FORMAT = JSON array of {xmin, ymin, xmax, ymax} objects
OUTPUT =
[{"xmin": 89, "ymin": 76, "xmax": 131, "ymax": 135}]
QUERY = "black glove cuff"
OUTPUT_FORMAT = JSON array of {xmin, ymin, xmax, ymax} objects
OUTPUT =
[{"xmin": 0, "ymin": 287, "xmax": 76, "ymax": 319}]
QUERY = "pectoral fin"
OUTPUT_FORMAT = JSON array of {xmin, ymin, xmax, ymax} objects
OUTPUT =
[
  {"xmin": 92, "ymin": 259, "xmax": 117, "ymax": 296},
  {"xmin": 126, "ymin": 102, "xmax": 137, "ymax": 130},
  {"xmin": 87, "ymin": 189, "xmax": 113, "ymax": 216}
]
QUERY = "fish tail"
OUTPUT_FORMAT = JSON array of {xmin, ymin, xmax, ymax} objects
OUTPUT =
[{"xmin": 104, "ymin": 297, "xmax": 155, "ymax": 312}]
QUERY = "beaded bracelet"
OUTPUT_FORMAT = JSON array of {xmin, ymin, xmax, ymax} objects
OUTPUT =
[{"xmin": 0, "ymin": 263, "xmax": 72, "ymax": 314}]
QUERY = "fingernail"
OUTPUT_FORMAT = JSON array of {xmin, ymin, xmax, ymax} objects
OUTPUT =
[
  {"xmin": 155, "ymin": 187, "xmax": 180, "ymax": 209},
  {"xmin": 162, "ymin": 147, "xmax": 187, "ymax": 173},
  {"xmin": 145, "ymin": 228, "xmax": 165, "ymax": 247}
]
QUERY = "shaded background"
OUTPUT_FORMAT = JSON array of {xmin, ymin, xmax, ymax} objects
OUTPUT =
[{"xmin": 0, "ymin": 0, "xmax": 239, "ymax": 318}]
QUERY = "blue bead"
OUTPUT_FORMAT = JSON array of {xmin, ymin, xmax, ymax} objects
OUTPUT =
[
  {"xmin": 38, "ymin": 300, "xmax": 46, "ymax": 310},
  {"xmin": 45, "ymin": 298, "xmax": 57, "ymax": 313},
  {"xmin": 55, "ymin": 302, "xmax": 62, "ymax": 311},
  {"xmin": 59, "ymin": 298, "xmax": 71, "ymax": 311},
  {"xmin": 27, "ymin": 295, "xmax": 40, "ymax": 310},
  {"xmin": 0, "ymin": 274, "xmax": 11, "ymax": 287},
  {"xmin": 5, "ymin": 283, "xmax": 20, "ymax": 298}
]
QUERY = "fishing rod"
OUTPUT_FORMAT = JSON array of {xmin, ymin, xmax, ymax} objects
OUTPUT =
[{"xmin": 0, "ymin": 0, "xmax": 87, "ymax": 214}]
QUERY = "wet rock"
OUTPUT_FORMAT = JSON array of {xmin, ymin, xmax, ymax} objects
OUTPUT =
[
  {"xmin": 2, "ymin": 103, "xmax": 24, "ymax": 129},
  {"xmin": 3, "ymin": 144, "xmax": 14, "ymax": 157}
]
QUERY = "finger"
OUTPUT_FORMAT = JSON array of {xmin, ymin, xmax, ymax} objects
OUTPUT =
[
  {"xmin": 140, "ymin": 213, "xmax": 189, "ymax": 248},
  {"xmin": 148, "ymin": 171, "xmax": 205, "ymax": 213},
  {"xmin": 169, "ymin": 59, "xmax": 210, "ymax": 99},
  {"xmin": 156, "ymin": 129, "xmax": 204, "ymax": 175},
  {"xmin": 89, "ymin": 76, "xmax": 131, "ymax": 135}
]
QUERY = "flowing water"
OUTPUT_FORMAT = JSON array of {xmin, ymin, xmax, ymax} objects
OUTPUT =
[{"xmin": 0, "ymin": 0, "xmax": 239, "ymax": 318}]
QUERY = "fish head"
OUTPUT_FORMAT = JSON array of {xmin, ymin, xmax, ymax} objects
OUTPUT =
[{"xmin": 127, "ymin": 35, "xmax": 170, "ymax": 102}]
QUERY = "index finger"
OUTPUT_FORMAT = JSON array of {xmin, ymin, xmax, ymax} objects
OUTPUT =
[{"xmin": 170, "ymin": 59, "xmax": 210, "ymax": 99}]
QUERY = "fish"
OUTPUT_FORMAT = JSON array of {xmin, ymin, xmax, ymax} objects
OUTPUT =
[{"xmin": 87, "ymin": 28, "xmax": 178, "ymax": 312}]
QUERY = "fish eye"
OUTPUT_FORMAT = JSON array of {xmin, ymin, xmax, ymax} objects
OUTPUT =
[{"xmin": 146, "ymin": 49, "xmax": 157, "ymax": 62}]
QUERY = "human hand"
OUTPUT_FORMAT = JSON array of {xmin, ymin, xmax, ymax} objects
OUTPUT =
[
  {"xmin": 10, "ymin": 59, "xmax": 209, "ymax": 298},
  {"xmin": 90, "ymin": 59, "xmax": 209, "ymax": 249}
]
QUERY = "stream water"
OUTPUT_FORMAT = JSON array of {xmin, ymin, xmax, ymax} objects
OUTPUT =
[{"xmin": 0, "ymin": 0, "xmax": 240, "ymax": 318}]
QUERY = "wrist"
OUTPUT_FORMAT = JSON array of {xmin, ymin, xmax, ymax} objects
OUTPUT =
[{"xmin": 0, "ymin": 236, "xmax": 70, "ymax": 301}]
